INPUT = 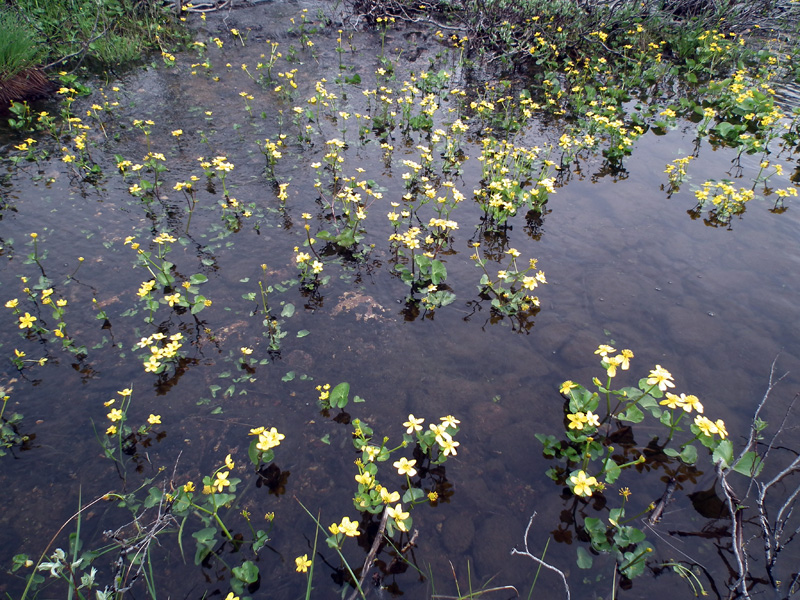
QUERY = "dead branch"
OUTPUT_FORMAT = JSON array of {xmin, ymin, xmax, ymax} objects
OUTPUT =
[
  {"xmin": 510, "ymin": 512, "xmax": 570, "ymax": 600},
  {"xmin": 715, "ymin": 357, "xmax": 797, "ymax": 599},
  {"xmin": 346, "ymin": 507, "xmax": 390, "ymax": 600}
]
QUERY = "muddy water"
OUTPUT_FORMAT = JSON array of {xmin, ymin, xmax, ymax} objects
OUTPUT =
[{"xmin": 1, "ymin": 2, "xmax": 799, "ymax": 599}]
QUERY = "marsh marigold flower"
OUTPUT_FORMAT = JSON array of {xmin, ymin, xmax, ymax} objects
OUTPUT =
[
  {"xmin": 295, "ymin": 554, "xmax": 312, "ymax": 573},
  {"xmin": 647, "ymin": 365, "xmax": 675, "ymax": 392},
  {"xmin": 213, "ymin": 471, "xmax": 231, "ymax": 492},
  {"xmin": 570, "ymin": 470, "xmax": 598, "ymax": 497},
  {"xmin": 403, "ymin": 414, "xmax": 424, "ymax": 434},
  {"xmin": 18, "ymin": 313, "xmax": 37, "ymax": 329},
  {"xmin": 393, "ymin": 457, "xmax": 417, "ymax": 477}
]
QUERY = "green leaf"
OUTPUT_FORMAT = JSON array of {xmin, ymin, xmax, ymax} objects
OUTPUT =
[
  {"xmin": 330, "ymin": 382, "xmax": 350, "ymax": 409},
  {"xmin": 190, "ymin": 274, "xmax": 209, "ymax": 284},
  {"xmin": 297, "ymin": 329, "xmax": 310, "ymax": 338},
  {"xmin": 281, "ymin": 303, "xmax": 295, "ymax": 318},
  {"xmin": 617, "ymin": 404, "xmax": 644, "ymax": 423},
  {"xmin": 576, "ymin": 546, "xmax": 593, "ymax": 569},
  {"xmin": 320, "ymin": 434, "xmax": 330, "ymax": 445},
  {"xmin": 733, "ymin": 451, "xmax": 764, "ymax": 477},
  {"xmin": 282, "ymin": 371, "xmax": 296, "ymax": 382},
  {"xmin": 680, "ymin": 444, "xmax": 698, "ymax": 465},
  {"xmin": 604, "ymin": 461, "xmax": 621, "ymax": 484},
  {"xmin": 248, "ymin": 439, "xmax": 260, "ymax": 465},
  {"xmin": 402, "ymin": 487, "xmax": 425, "ymax": 504},
  {"xmin": 713, "ymin": 439, "xmax": 734, "ymax": 468},
  {"xmin": 430, "ymin": 260, "xmax": 447, "ymax": 285},
  {"xmin": 232, "ymin": 560, "xmax": 259, "ymax": 584}
]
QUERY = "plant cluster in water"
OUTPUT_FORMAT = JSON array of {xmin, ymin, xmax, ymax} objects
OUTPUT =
[{"xmin": 2, "ymin": 0, "xmax": 800, "ymax": 598}]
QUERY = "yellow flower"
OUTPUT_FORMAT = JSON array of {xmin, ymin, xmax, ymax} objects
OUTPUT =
[
  {"xmin": 184, "ymin": 481, "xmax": 195, "ymax": 492},
  {"xmin": 240, "ymin": 347, "xmax": 253, "ymax": 355},
  {"xmin": 5, "ymin": 299, "xmax": 18, "ymax": 308},
  {"xmin": 295, "ymin": 554, "xmax": 312, "ymax": 573},
  {"xmin": 403, "ymin": 414, "xmax": 424, "ymax": 433},
  {"xmin": 213, "ymin": 471, "xmax": 231, "ymax": 492},
  {"xmin": 224, "ymin": 594, "xmax": 238, "ymax": 600},
  {"xmin": 147, "ymin": 414, "xmax": 161, "ymax": 425},
  {"xmin": 118, "ymin": 388, "xmax": 133, "ymax": 397},
  {"xmin": 679, "ymin": 394, "xmax": 704, "ymax": 414},
  {"xmin": 393, "ymin": 457, "xmax": 417, "ymax": 477},
  {"xmin": 595, "ymin": 344, "xmax": 616, "ymax": 357},
  {"xmin": 338, "ymin": 516, "xmax": 360, "ymax": 537},
  {"xmin": 380, "ymin": 488, "xmax": 400, "ymax": 504},
  {"xmin": 355, "ymin": 472, "xmax": 373, "ymax": 487},
  {"xmin": 569, "ymin": 470, "xmax": 598, "ymax": 497},
  {"xmin": 387, "ymin": 504, "xmax": 410, "ymax": 530},
  {"xmin": 18, "ymin": 312, "xmax": 37, "ymax": 329},
  {"xmin": 107, "ymin": 408, "xmax": 123, "ymax": 422},
  {"xmin": 256, "ymin": 427, "xmax": 285, "ymax": 451},
  {"xmin": 224, "ymin": 453, "xmax": 235, "ymax": 469},
  {"xmin": 106, "ymin": 425, "xmax": 117, "ymax": 435},
  {"xmin": 660, "ymin": 392, "xmax": 682, "ymax": 409},
  {"xmin": 647, "ymin": 364, "xmax": 675, "ymax": 392},
  {"xmin": 560, "ymin": 380, "xmax": 578, "ymax": 395},
  {"xmin": 567, "ymin": 412, "xmax": 587, "ymax": 430},
  {"xmin": 694, "ymin": 415, "xmax": 717, "ymax": 437},
  {"xmin": 440, "ymin": 437, "xmax": 459, "ymax": 456},
  {"xmin": 440, "ymin": 415, "xmax": 460, "ymax": 428}
]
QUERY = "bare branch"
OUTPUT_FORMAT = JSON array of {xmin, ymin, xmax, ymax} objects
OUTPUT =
[{"xmin": 510, "ymin": 512, "xmax": 570, "ymax": 600}]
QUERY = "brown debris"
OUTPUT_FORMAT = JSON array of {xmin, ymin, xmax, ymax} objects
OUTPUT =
[{"xmin": 0, "ymin": 67, "xmax": 55, "ymax": 106}]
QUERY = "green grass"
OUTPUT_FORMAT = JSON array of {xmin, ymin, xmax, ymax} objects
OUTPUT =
[
  {"xmin": 0, "ymin": 9, "xmax": 44, "ymax": 79},
  {"xmin": 10, "ymin": 0, "xmax": 186, "ymax": 71}
]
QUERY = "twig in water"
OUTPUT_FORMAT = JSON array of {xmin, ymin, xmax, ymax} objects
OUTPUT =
[{"xmin": 510, "ymin": 512, "xmax": 570, "ymax": 600}]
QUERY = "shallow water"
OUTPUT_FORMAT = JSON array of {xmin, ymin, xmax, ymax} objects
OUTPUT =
[{"xmin": 1, "ymin": 3, "xmax": 799, "ymax": 599}]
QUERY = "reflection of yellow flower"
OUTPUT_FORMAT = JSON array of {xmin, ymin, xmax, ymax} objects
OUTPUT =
[
  {"xmin": 569, "ymin": 470, "xmax": 598, "ymax": 497},
  {"xmin": 295, "ymin": 554, "xmax": 312, "ymax": 573}
]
